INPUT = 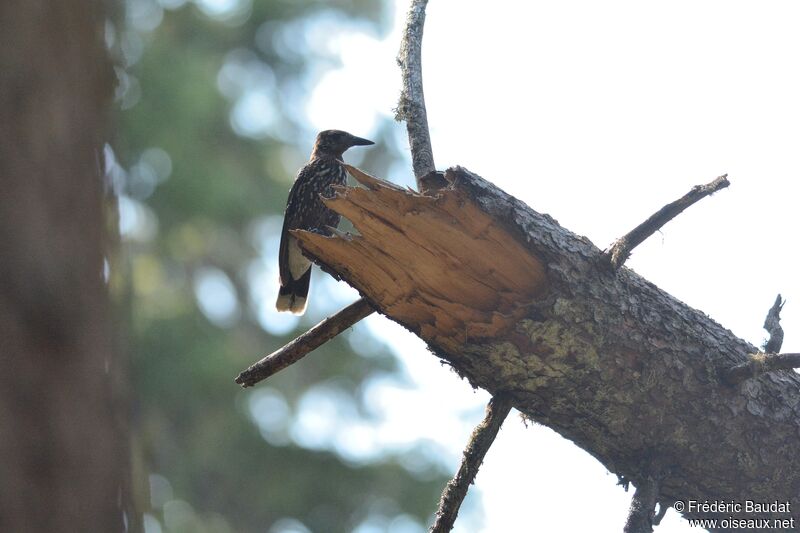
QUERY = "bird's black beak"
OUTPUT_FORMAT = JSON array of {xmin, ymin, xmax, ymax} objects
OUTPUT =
[{"xmin": 349, "ymin": 135, "xmax": 375, "ymax": 147}]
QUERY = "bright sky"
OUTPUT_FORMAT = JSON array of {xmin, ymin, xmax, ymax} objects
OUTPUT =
[{"xmin": 290, "ymin": 1, "xmax": 800, "ymax": 531}]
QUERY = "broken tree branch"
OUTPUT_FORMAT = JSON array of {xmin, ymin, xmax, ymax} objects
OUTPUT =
[
  {"xmin": 293, "ymin": 165, "xmax": 800, "ymax": 525},
  {"xmin": 235, "ymin": 298, "xmax": 374, "ymax": 387},
  {"xmin": 396, "ymin": 0, "xmax": 436, "ymax": 185},
  {"xmin": 431, "ymin": 394, "xmax": 513, "ymax": 533},
  {"xmin": 605, "ymin": 174, "xmax": 730, "ymax": 270},
  {"xmin": 721, "ymin": 296, "xmax": 791, "ymax": 385},
  {"xmin": 763, "ymin": 294, "xmax": 785, "ymax": 354},
  {"xmin": 623, "ymin": 474, "xmax": 662, "ymax": 533},
  {"xmin": 723, "ymin": 353, "xmax": 800, "ymax": 385}
]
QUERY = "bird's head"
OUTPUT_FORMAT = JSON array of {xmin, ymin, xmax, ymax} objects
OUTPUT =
[{"xmin": 311, "ymin": 130, "xmax": 374, "ymax": 159}]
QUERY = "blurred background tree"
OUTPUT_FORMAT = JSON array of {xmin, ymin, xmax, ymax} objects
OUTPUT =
[
  {"xmin": 110, "ymin": 0, "xmax": 450, "ymax": 531},
  {"xmin": 1, "ymin": 1, "xmax": 129, "ymax": 530}
]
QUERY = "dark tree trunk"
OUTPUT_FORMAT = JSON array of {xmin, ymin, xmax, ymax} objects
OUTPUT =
[{"xmin": 0, "ymin": 1, "xmax": 130, "ymax": 531}]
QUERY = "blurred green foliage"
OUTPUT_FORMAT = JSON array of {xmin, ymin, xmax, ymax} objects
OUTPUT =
[{"xmin": 110, "ymin": 0, "xmax": 448, "ymax": 531}]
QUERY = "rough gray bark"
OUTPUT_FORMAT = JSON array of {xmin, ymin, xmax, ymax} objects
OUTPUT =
[
  {"xmin": 396, "ymin": 0, "xmax": 436, "ymax": 184},
  {"xmin": 0, "ymin": 1, "xmax": 130, "ymax": 531},
  {"xmin": 446, "ymin": 167, "xmax": 800, "ymax": 525},
  {"xmin": 297, "ymin": 166, "xmax": 800, "ymax": 529}
]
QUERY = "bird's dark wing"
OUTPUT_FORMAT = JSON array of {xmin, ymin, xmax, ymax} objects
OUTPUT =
[
  {"xmin": 277, "ymin": 202, "xmax": 293, "ymax": 287},
  {"xmin": 278, "ymin": 158, "xmax": 340, "ymax": 286},
  {"xmin": 278, "ymin": 174, "xmax": 307, "ymax": 286}
]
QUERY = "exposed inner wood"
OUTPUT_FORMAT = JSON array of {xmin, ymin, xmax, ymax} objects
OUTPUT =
[{"xmin": 295, "ymin": 166, "xmax": 547, "ymax": 353}]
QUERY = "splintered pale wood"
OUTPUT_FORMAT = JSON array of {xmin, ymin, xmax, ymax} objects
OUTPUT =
[{"xmin": 295, "ymin": 169, "xmax": 547, "ymax": 352}]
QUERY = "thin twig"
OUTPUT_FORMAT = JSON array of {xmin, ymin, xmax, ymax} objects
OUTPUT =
[
  {"xmin": 763, "ymin": 294, "xmax": 785, "ymax": 354},
  {"xmin": 722, "ymin": 296, "xmax": 792, "ymax": 385},
  {"xmin": 605, "ymin": 175, "xmax": 730, "ymax": 270},
  {"xmin": 431, "ymin": 394, "xmax": 513, "ymax": 533},
  {"xmin": 235, "ymin": 298, "xmax": 374, "ymax": 387},
  {"xmin": 723, "ymin": 353, "xmax": 800, "ymax": 385},
  {"xmin": 623, "ymin": 474, "xmax": 662, "ymax": 533},
  {"xmin": 396, "ymin": 0, "xmax": 436, "ymax": 186}
]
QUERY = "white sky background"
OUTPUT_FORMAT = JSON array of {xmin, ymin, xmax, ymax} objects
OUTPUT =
[{"xmin": 304, "ymin": 1, "xmax": 800, "ymax": 531}]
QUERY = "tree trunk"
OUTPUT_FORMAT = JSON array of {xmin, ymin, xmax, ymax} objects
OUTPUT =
[
  {"xmin": 297, "ymin": 166, "xmax": 800, "ymax": 528},
  {"xmin": 0, "ymin": 1, "xmax": 130, "ymax": 531}
]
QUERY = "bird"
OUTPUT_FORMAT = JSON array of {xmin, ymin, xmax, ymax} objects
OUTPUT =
[{"xmin": 276, "ymin": 130, "xmax": 374, "ymax": 314}]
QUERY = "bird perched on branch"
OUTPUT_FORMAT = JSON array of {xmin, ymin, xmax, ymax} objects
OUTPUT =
[{"xmin": 276, "ymin": 130, "xmax": 374, "ymax": 314}]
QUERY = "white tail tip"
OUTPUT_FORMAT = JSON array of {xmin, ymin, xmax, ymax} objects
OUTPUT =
[{"xmin": 276, "ymin": 293, "xmax": 307, "ymax": 315}]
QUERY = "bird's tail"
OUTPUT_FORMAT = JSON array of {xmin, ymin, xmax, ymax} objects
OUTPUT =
[{"xmin": 276, "ymin": 267, "xmax": 311, "ymax": 315}]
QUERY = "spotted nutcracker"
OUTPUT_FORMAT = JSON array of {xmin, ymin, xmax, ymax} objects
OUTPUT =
[{"xmin": 276, "ymin": 130, "xmax": 374, "ymax": 314}]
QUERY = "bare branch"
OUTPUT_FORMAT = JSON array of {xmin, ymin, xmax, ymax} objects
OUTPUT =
[
  {"xmin": 396, "ymin": 0, "xmax": 436, "ymax": 186},
  {"xmin": 431, "ymin": 394, "xmax": 513, "ymax": 533},
  {"xmin": 605, "ymin": 174, "xmax": 730, "ymax": 270},
  {"xmin": 763, "ymin": 294, "xmax": 785, "ymax": 354},
  {"xmin": 723, "ymin": 352, "xmax": 800, "ymax": 385},
  {"xmin": 721, "ymin": 297, "xmax": 792, "ymax": 384},
  {"xmin": 286, "ymin": 164, "xmax": 800, "ymax": 519},
  {"xmin": 235, "ymin": 298, "xmax": 374, "ymax": 387},
  {"xmin": 623, "ymin": 474, "xmax": 662, "ymax": 533}
]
